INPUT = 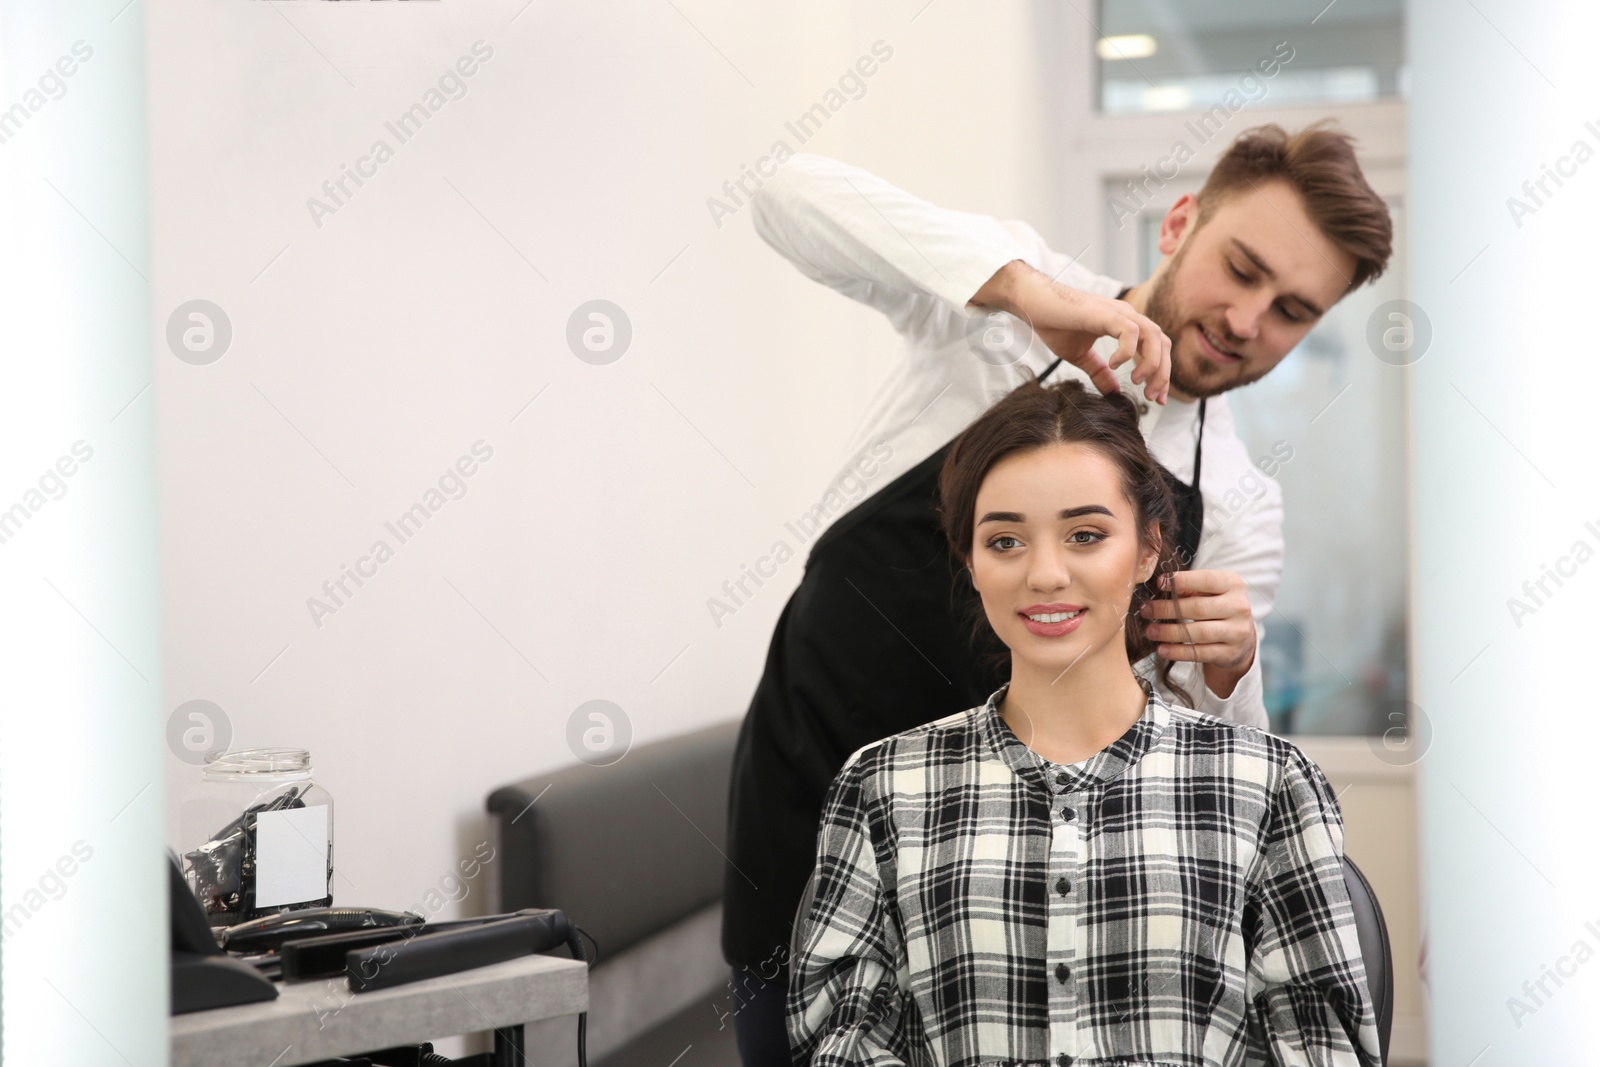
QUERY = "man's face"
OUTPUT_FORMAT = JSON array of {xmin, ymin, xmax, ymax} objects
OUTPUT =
[{"xmin": 1144, "ymin": 180, "xmax": 1358, "ymax": 399}]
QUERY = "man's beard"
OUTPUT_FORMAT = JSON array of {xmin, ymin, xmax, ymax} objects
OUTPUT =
[{"xmin": 1142, "ymin": 245, "xmax": 1270, "ymax": 399}]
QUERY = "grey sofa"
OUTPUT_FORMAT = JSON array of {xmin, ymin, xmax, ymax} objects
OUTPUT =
[{"xmin": 486, "ymin": 720, "xmax": 745, "ymax": 1067}]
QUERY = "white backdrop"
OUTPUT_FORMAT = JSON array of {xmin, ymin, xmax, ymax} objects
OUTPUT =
[{"xmin": 150, "ymin": 0, "xmax": 1071, "ymax": 933}]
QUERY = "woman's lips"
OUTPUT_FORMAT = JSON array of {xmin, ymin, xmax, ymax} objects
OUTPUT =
[
  {"xmin": 1196, "ymin": 324, "xmax": 1243, "ymax": 365},
  {"xmin": 1019, "ymin": 608, "xmax": 1085, "ymax": 637}
]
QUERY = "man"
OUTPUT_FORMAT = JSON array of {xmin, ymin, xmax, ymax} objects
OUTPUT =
[{"xmin": 722, "ymin": 122, "xmax": 1393, "ymax": 1064}]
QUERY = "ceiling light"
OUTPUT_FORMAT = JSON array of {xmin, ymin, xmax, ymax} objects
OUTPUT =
[
  {"xmin": 1096, "ymin": 34, "xmax": 1158, "ymax": 60},
  {"xmin": 1140, "ymin": 85, "xmax": 1193, "ymax": 111}
]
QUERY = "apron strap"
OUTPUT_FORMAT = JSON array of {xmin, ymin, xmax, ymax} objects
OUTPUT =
[{"xmin": 1172, "ymin": 398, "xmax": 1207, "ymax": 568}]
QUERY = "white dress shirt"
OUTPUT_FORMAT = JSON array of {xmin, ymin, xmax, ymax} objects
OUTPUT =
[{"xmin": 751, "ymin": 153, "xmax": 1282, "ymax": 728}]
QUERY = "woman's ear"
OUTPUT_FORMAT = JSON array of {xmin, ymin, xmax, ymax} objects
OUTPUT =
[{"xmin": 1137, "ymin": 529, "xmax": 1161, "ymax": 584}]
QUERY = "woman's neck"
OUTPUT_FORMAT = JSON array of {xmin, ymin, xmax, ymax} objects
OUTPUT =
[{"xmin": 999, "ymin": 646, "xmax": 1150, "ymax": 766}]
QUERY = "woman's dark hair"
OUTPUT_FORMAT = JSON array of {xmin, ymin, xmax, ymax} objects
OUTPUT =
[{"xmin": 936, "ymin": 374, "xmax": 1193, "ymax": 707}]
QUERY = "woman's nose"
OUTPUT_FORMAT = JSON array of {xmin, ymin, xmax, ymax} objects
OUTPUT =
[{"xmin": 1027, "ymin": 545, "xmax": 1071, "ymax": 591}]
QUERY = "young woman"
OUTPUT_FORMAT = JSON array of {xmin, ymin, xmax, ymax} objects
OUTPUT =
[{"xmin": 787, "ymin": 378, "xmax": 1379, "ymax": 1066}]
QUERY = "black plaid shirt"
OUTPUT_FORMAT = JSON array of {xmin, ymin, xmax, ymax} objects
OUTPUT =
[{"xmin": 788, "ymin": 683, "xmax": 1379, "ymax": 1067}]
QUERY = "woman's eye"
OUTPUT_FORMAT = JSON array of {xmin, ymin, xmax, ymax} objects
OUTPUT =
[
  {"xmin": 1228, "ymin": 263, "xmax": 1251, "ymax": 283},
  {"xmin": 986, "ymin": 535, "xmax": 1021, "ymax": 551},
  {"xmin": 1068, "ymin": 530, "xmax": 1105, "ymax": 545},
  {"xmin": 1276, "ymin": 302, "xmax": 1303, "ymax": 323}
]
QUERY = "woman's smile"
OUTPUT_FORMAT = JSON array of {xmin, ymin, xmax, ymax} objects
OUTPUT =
[{"xmin": 1019, "ymin": 602, "xmax": 1086, "ymax": 637}]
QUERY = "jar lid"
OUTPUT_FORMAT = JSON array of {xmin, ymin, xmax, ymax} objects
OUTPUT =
[{"xmin": 202, "ymin": 747, "xmax": 312, "ymax": 778}]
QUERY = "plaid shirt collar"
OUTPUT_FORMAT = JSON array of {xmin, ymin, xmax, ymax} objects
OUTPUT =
[{"xmin": 978, "ymin": 679, "xmax": 1173, "ymax": 796}]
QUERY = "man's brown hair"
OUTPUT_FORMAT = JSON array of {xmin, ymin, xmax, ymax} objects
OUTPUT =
[{"xmin": 1197, "ymin": 121, "xmax": 1393, "ymax": 291}]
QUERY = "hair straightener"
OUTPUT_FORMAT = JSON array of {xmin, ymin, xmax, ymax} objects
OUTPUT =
[
  {"xmin": 220, "ymin": 906, "xmax": 424, "ymax": 954},
  {"xmin": 276, "ymin": 908, "xmax": 559, "ymax": 982},
  {"xmin": 270, "ymin": 906, "xmax": 595, "ymax": 1067}
]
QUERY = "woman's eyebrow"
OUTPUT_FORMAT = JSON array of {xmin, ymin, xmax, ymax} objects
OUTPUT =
[{"xmin": 977, "ymin": 504, "xmax": 1114, "ymax": 525}]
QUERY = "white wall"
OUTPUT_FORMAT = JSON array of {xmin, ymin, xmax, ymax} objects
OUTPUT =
[
  {"xmin": 152, "ymin": 0, "xmax": 1071, "ymax": 928},
  {"xmin": 1410, "ymin": 0, "xmax": 1600, "ymax": 1057}
]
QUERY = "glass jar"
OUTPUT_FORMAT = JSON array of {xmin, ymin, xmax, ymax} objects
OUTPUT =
[{"xmin": 179, "ymin": 748, "xmax": 334, "ymax": 926}]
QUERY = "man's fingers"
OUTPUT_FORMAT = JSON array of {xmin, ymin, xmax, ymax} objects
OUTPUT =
[
  {"xmin": 1107, "ymin": 317, "xmax": 1142, "ymax": 375},
  {"xmin": 1163, "ymin": 569, "xmax": 1236, "ymax": 596},
  {"xmin": 1050, "ymin": 337, "xmax": 1120, "ymax": 395},
  {"xmin": 1139, "ymin": 317, "xmax": 1170, "ymax": 402},
  {"xmin": 1036, "ymin": 332, "xmax": 1118, "ymax": 399},
  {"xmin": 1085, "ymin": 359, "xmax": 1122, "ymax": 397},
  {"xmin": 1142, "ymin": 596, "xmax": 1245, "ymax": 622},
  {"xmin": 1144, "ymin": 620, "xmax": 1239, "ymax": 645},
  {"xmin": 1025, "ymin": 286, "xmax": 1170, "ymax": 401},
  {"xmin": 1151, "ymin": 330, "xmax": 1172, "ymax": 399},
  {"xmin": 1108, "ymin": 309, "xmax": 1169, "ymax": 402},
  {"xmin": 1153, "ymin": 642, "xmax": 1228, "ymax": 663}
]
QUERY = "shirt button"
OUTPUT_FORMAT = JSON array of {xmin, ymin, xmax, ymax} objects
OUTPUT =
[
  {"xmin": 1055, "ymin": 771, "xmax": 1070, "ymax": 787},
  {"xmin": 1060, "ymin": 806, "xmax": 1076, "ymax": 822},
  {"xmin": 1055, "ymin": 876, "xmax": 1070, "ymax": 895},
  {"xmin": 1056, "ymin": 1056, "xmax": 1074, "ymax": 1067},
  {"xmin": 1055, "ymin": 962, "xmax": 1070, "ymax": 983}
]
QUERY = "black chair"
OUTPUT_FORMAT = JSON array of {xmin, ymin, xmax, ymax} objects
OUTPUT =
[
  {"xmin": 790, "ymin": 855, "xmax": 1395, "ymax": 1064},
  {"xmin": 1343, "ymin": 855, "xmax": 1394, "ymax": 1066}
]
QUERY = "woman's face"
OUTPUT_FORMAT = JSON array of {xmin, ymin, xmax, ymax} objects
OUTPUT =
[{"xmin": 968, "ymin": 442, "xmax": 1158, "ymax": 676}]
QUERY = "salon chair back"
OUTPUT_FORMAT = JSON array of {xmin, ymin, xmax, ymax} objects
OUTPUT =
[{"xmin": 789, "ymin": 854, "xmax": 1394, "ymax": 1065}]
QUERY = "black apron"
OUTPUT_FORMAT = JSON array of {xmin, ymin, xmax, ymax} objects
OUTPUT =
[{"xmin": 722, "ymin": 352, "xmax": 1208, "ymax": 973}]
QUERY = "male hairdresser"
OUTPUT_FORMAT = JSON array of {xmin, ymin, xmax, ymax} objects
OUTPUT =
[{"xmin": 723, "ymin": 122, "xmax": 1393, "ymax": 1063}]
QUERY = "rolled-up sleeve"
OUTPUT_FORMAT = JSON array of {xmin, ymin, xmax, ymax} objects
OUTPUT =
[
  {"xmin": 1245, "ymin": 750, "xmax": 1382, "ymax": 1067},
  {"xmin": 751, "ymin": 153, "xmax": 1031, "ymax": 336},
  {"xmin": 787, "ymin": 754, "xmax": 924, "ymax": 1066}
]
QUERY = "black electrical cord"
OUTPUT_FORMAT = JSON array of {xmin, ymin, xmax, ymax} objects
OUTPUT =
[
  {"xmin": 566, "ymin": 923, "xmax": 597, "ymax": 1067},
  {"xmin": 576, "ymin": 924, "xmax": 601, "ymax": 966}
]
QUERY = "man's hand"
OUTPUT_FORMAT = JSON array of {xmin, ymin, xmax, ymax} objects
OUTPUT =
[
  {"xmin": 970, "ymin": 260, "xmax": 1170, "ymax": 404},
  {"xmin": 1139, "ymin": 570, "xmax": 1257, "ymax": 698}
]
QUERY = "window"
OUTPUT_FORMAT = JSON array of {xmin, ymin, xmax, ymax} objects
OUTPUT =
[{"xmin": 1097, "ymin": 0, "xmax": 1406, "ymax": 115}]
